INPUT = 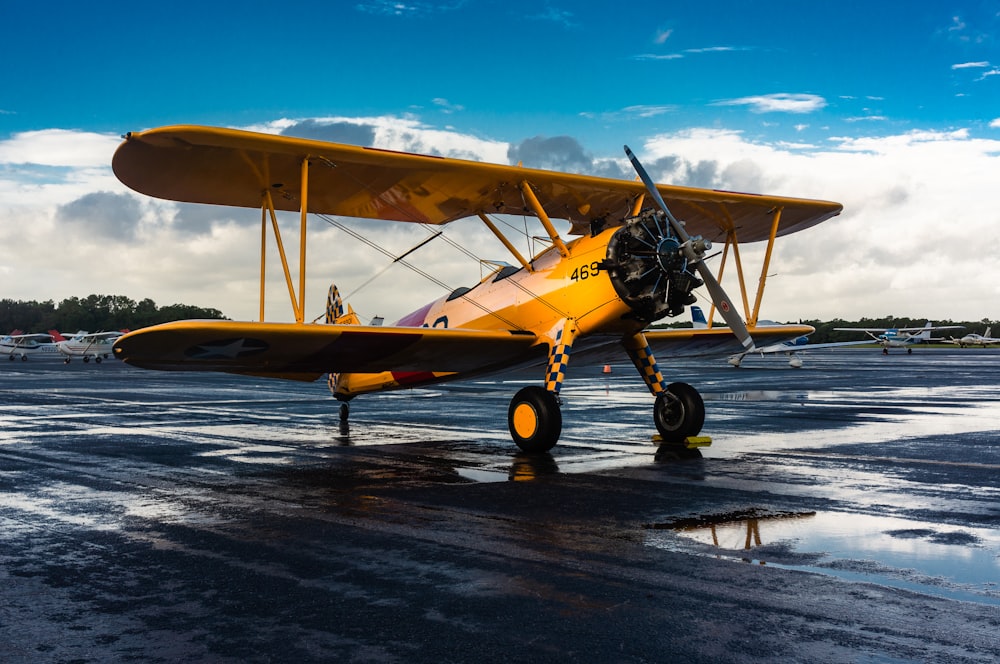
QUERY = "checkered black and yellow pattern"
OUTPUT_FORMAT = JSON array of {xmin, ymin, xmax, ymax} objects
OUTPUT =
[
  {"xmin": 626, "ymin": 338, "xmax": 666, "ymax": 395},
  {"xmin": 545, "ymin": 325, "xmax": 576, "ymax": 393},
  {"xmin": 326, "ymin": 285, "xmax": 344, "ymax": 323}
]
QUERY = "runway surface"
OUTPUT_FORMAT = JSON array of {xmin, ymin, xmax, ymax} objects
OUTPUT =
[{"xmin": 2, "ymin": 348, "xmax": 999, "ymax": 662}]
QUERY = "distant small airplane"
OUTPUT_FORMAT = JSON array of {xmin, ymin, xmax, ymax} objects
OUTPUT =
[
  {"xmin": 1, "ymin": 331, "xmax": 60, "ymax": 361},
  {"xmin": 943, "ymin": 327, "xmax": 1000, "ymax": 348},
  {"xmin": 833, "ymin": 322, "xmax": 962, "ymax": 355},
  {"xmin": 55, "ymin": 330, "xmax": 125, "ymax": 363},
  {"xmin": 688, "ymin": 307, "xmax": 869, "ymax": 367}
]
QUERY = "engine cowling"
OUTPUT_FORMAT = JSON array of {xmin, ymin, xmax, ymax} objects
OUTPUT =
[{"xmin": 604, "ymin": 209, "xmax": 703, "ymax": 324}]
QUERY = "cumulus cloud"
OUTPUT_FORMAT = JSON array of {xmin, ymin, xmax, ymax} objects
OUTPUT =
[
  {"xmin": 56, "ymin": 192, "xmax": 144, "ymax": 242},
  {"xmin": 638, "ymin": 127, "xmax": 1000, "ymax": 321}
]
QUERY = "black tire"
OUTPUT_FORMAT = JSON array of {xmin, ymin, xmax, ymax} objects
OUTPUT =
[
  {"xmin": 338, "ymin": 402, "xmax": 350, "ymax": 422},
  {"xmin": 508, "ymin": 386, "xmax": 561, "ymax": 453},
  {"xmin": 21, "ymin": 355, "xmax": 28, "ymax": 361},
  {"xmin": 654, "ymin": 382, "xmax": 705, "ymax": 443}
]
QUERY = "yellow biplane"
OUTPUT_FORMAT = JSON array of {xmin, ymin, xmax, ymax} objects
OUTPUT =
[{"xmin": 111, "ymin": 126, "xmax": 841, "ymax": 453}]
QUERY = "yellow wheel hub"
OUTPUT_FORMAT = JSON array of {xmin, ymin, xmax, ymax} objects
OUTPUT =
[{"xmin": 512, "ymin": 402, "xmax": 539, "ymax": 439}]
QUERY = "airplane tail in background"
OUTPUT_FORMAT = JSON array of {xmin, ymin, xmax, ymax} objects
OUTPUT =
[
  {"xmin": 986, "ymin": 327, "xmax": 992, "ymax": 338},
  {"xmin": 325, "ymin": 284, "xmax": 360, "ymax": 400},
  {"xmin": 691, "ymin": 306, "xmax": 708, "ymax": 329},
  {"xmin": 48, "ymin": 329, "xmax": 67, "ymax": 342},
  {"xmin": 914, "ymin": 322, "xmax": 934, "ymax": 341},
  {"xmin": 325, "ymin": 284, "xmax": 360, "ymax": 325}
]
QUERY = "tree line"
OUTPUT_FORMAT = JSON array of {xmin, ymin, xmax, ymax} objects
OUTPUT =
[
  {"xmin": 1, "ymin": 295, "xmax": 227, "ymax": 334},
  {"xmin": 799, "ymin": 316, "xmax": 996, "ymax": 344},
  {"xmin": 5, "ymin": 296, "xmax": 994, "ymax": 343}
]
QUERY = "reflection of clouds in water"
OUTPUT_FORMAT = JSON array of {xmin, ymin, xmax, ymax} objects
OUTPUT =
[{"xmin": 648, "ymin": 509, "xmax": 1000, "ymax": 604}]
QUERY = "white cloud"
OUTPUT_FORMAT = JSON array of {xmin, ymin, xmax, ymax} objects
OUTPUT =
[
  {"xmin": 716, "ymin": 93, "xmax": 827, "ymax": 114},
  {"xmin": 639, "ymin": 127, "xmax": 1000, "ymax": 321},
  {"xmin": 952, "ymin": 61, "xmax": 990, "ymax": 69},
  {"xmin": 0, "ymin": 129, "xmax": 121, "ymax": 168},
  {"xmin": 4, "ymin": 117, "xmax": 1000, "ymax": 326}
]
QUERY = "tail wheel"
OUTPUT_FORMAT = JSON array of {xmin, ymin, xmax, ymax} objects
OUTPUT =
[
  {"xmin": 508, "ymin": 386, "xmax": 561, "ymax": 453},
  {"xmin": 654, "ymin": 382, "xmax": 705, "ymax": 443}
]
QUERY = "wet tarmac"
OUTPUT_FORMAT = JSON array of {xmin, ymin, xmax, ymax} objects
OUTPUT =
[{"xmin": 1, "ymin": 349, "xmax": 999, "ymax": 662}]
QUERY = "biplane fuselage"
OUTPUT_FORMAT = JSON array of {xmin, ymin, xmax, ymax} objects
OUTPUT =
[
  {"xmin": 336, "ymin": 227, "xmax": 634, "ymax": 398},
  {"xmin": 110, "ymin": 125, "xmax": 841, "ymax": 453}
]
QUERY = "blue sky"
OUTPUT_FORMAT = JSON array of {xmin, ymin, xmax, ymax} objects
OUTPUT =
[{"xmin": 2, "ymin": 1, "xmax": 999, "ymax": 325}]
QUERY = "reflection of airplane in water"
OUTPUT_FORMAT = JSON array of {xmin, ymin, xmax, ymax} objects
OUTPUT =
[
  {"xmin": 654, "ymin": 509, "xmax": 816, "ymax": 563},
  {"xmin": 110, "ymin": 125, "xmax": 842, "ymax": 453},
  {"xmin": 2, "ymin": 331, "xmax": 61, "ymax": 360},
  {"xmin": 833, "ymin": 322, "xmax": 962, "ymax": 355},
  {"xmin": 943, "ymin": 327, "xmax": 1000, "ymax": 348},
  {"xmin": 54, "ymin": 330, "xmax": 125, "ymax": 363},
  {"xmin": 688, "ymin": 307, "xmax": 868, "ymax": 368}
]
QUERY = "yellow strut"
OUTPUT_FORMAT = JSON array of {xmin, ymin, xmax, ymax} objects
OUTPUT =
[
  {"xmin": 520, "ymin": 181, "xmax": 569, "ymax": 257},
  {"xmin": 259, "ymin": 206, "xmax": 267, "ymax": 321},
  {"xmin": 478, "ymin": 213, "xmax": 533, "ymax": 272},
  {"xmin": 297, "ymin": 158, "xmax": 309, "ymax": 324},
  {"xmin": 750, "ymin": 207, "xmax": 783, "ymax": 328},
  {"xmin": 261, "ymin": 189, "xmax": 302, "ymax": 323}
]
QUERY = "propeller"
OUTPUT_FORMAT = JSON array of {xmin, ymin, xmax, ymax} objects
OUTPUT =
[{"xmin": 624, "ymin": 145, "xmax": 754, "ymax": 351}]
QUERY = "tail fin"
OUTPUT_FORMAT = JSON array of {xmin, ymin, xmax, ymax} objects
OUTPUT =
[
  {"xmin": 325, "ymin": 284, "xmax": 360, "ymax": 325},
  {"xmin": 986, "ymin": 327, "xmax": 992, "ymax": 338},
  {"xmin": 691, "ymin": 306, "xmax": 708, "ymax": 329},
  {"xmin": 325, "ymin": 284, "xmax": 360, "ymax": 399},
  {"xmin": 915, "ymin": 322, "xmax": 934, "ymax": 341},
  {"xmin": 48, "ymin": 329, "xmax": 67, "ymax": 342}
]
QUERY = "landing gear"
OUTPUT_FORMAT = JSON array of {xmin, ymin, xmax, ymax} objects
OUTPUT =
[
  {"xmin": 339, "ymin": 402, "xmax": 350, "ymax": 422},
  {"xmin": 508, "ymin": 386, "xmax": 561, "ymax": 453},
  {"xmin": 653, "ymin": 382, "xmax": 705, "ymax": 443}
]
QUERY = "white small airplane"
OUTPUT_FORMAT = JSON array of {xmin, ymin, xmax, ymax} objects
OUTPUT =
[
  {"xmin": 687, "ymin": 307, "xmax": 869, "ymax": 367},
  {"xmin": 833, "ymin": 322, "xmax": 962, "ymax": 355},
  {"xmin": 1, "ymin": 331, "xmax": 61, "ymax": 361},
  {"xmin": 943, "ymin": 327, "xmax": 1000, "ymax": 348},
  {"xmin": 55, "ymin": 330, "xmax": 125, "ymax": 363}
]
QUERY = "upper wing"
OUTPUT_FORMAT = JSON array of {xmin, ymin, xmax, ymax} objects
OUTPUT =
[
  {"xmin": 112, "ymin": 320, "xmax": 540, "ymax": 379},
  {"xmin": 643, "ymin": 324, "xmax": 815, "ymax": 358},
  {"xmin": 112, "ymin": 125, "xmax": 842, "ymax": 242}
]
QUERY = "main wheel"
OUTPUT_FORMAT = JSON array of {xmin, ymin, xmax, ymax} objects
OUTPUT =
[
  {"xmin": 653, "ymin": 382, "xmax": 705, "ymax": 443},
  {"xmin": 508, "ymin": 386, "xmax": 561, "ymax": 453}
]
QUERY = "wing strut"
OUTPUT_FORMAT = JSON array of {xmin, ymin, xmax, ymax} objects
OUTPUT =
[
  {"xmin": 519, "ymin": 181, "xmax": 569, "ymax": 257},
  {"xmin": 750, "ymin": 207, "xmax": 782, "ymax": 328},
  {"xmin": 705, "ymin": 207, "xmax": 783, "ymax": 330},
  {"xmin": 478, "ymin": 214, "xmax": 534, "ymax": 272},
  {"xmin": 258, "ymin": 159, "xmax": 311, "ymax": 323}
]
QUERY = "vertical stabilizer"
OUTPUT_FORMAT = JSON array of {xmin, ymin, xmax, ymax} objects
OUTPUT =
[{"xmin": 691, "ymin": 306, "xmax": 708, "ymax": 329}]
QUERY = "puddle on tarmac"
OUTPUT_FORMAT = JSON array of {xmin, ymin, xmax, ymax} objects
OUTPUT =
[{"xmin": 645, "ymin": 509, "xmax": 1000, "ymax": 605}]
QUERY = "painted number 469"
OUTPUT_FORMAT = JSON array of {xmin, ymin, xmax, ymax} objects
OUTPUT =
[{"xmin": 570, "ymin": 261, "xmax": 601, "ymax": 281}]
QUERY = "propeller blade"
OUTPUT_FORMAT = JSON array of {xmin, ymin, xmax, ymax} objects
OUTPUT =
[{"xmin": 624, "ymin": 145, "xmax": 754, "ymax": 351}]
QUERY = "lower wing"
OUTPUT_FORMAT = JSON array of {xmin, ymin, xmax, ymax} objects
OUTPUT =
[{"xmin": 113, "ymin": 320, "xmax": 539, "ymax": 380}]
